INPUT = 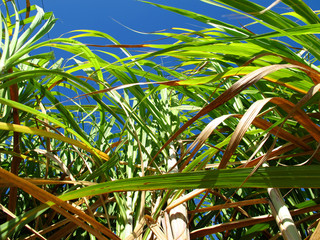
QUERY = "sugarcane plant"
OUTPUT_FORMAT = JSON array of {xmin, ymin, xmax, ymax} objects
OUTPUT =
[{"xmin": 1, "ymin": 0, "xmax": 320, "ymax": 239}]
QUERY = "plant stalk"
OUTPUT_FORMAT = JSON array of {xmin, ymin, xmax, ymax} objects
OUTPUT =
[{"xmin": 8, "ymin": 69, "xmax": 21, "ymax": 218}]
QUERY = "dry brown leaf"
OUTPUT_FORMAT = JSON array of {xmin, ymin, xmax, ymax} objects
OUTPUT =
[
  {"xmin": 249, "ymin": 117, "xmax": 312, "ymax": 150},
  {"xmin": 270, "ymin": 98, "xmax": 320, "ymax": 141},
  {"xmin": 178, "ymin": 115, "xmax": 234, "ymax": 171},
  {"xmin": 219, "ymin": 98, "xmax": 273, "ymax": 169},
  {"xmin": 0, "ymin": 167, "xmax": 120, "ymax": 240},
  {"xmin": 188, "ymin": 198, "xmax": 269, "ymax": 214},
  {"xmin": 240, "ymin": 135, "xmax": 314, "ymax": 168},
  {"xmin": 0, "ymin": 178, "xmax": 96, "ymax": 187},
  {"xmin": 190, "ymin": 203, "xmax": 320, "ymax": 239},
  {"xmin": 24, "ymin": 219, "xmax": 69, "ymax": 240},
  {"xmin": 39, "ymin": 195, "xmax": 114, "ymax": 239},
  {"xmin": 151, "ymin": 64, "xmax": 305, "ymax": 166}
]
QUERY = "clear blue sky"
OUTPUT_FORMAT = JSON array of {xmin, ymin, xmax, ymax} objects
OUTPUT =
[
  {"xmin": 42, "ymin": 0, "xmax": 226, "ymax": 43},
  {"xmin": 39, "ymin": 0, "xmax": 319, "ymax": 46}
]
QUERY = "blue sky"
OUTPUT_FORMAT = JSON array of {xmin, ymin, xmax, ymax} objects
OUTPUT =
[
  {"xmin": 39, "ymin": 0, "xmax": 319, "ymax": 46},
  {"xmin": 41, "ymin": 0, "xmax": 228, "ymax": 43}
]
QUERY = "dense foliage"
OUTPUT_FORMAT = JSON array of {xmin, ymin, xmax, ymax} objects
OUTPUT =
[{"xmin": 1, "ymin": 0, "xmax": 320, "ymax": 239}]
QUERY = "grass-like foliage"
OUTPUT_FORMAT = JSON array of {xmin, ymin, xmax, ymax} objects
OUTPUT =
[{"xmin": 0, "ymin": 0, "xmax": 320, "ymax": 239}]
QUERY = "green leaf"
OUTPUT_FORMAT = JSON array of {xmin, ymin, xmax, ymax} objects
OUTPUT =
[{"xmin": 61, "ymin": 166, "xmax": 320, "ymax": 200}]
